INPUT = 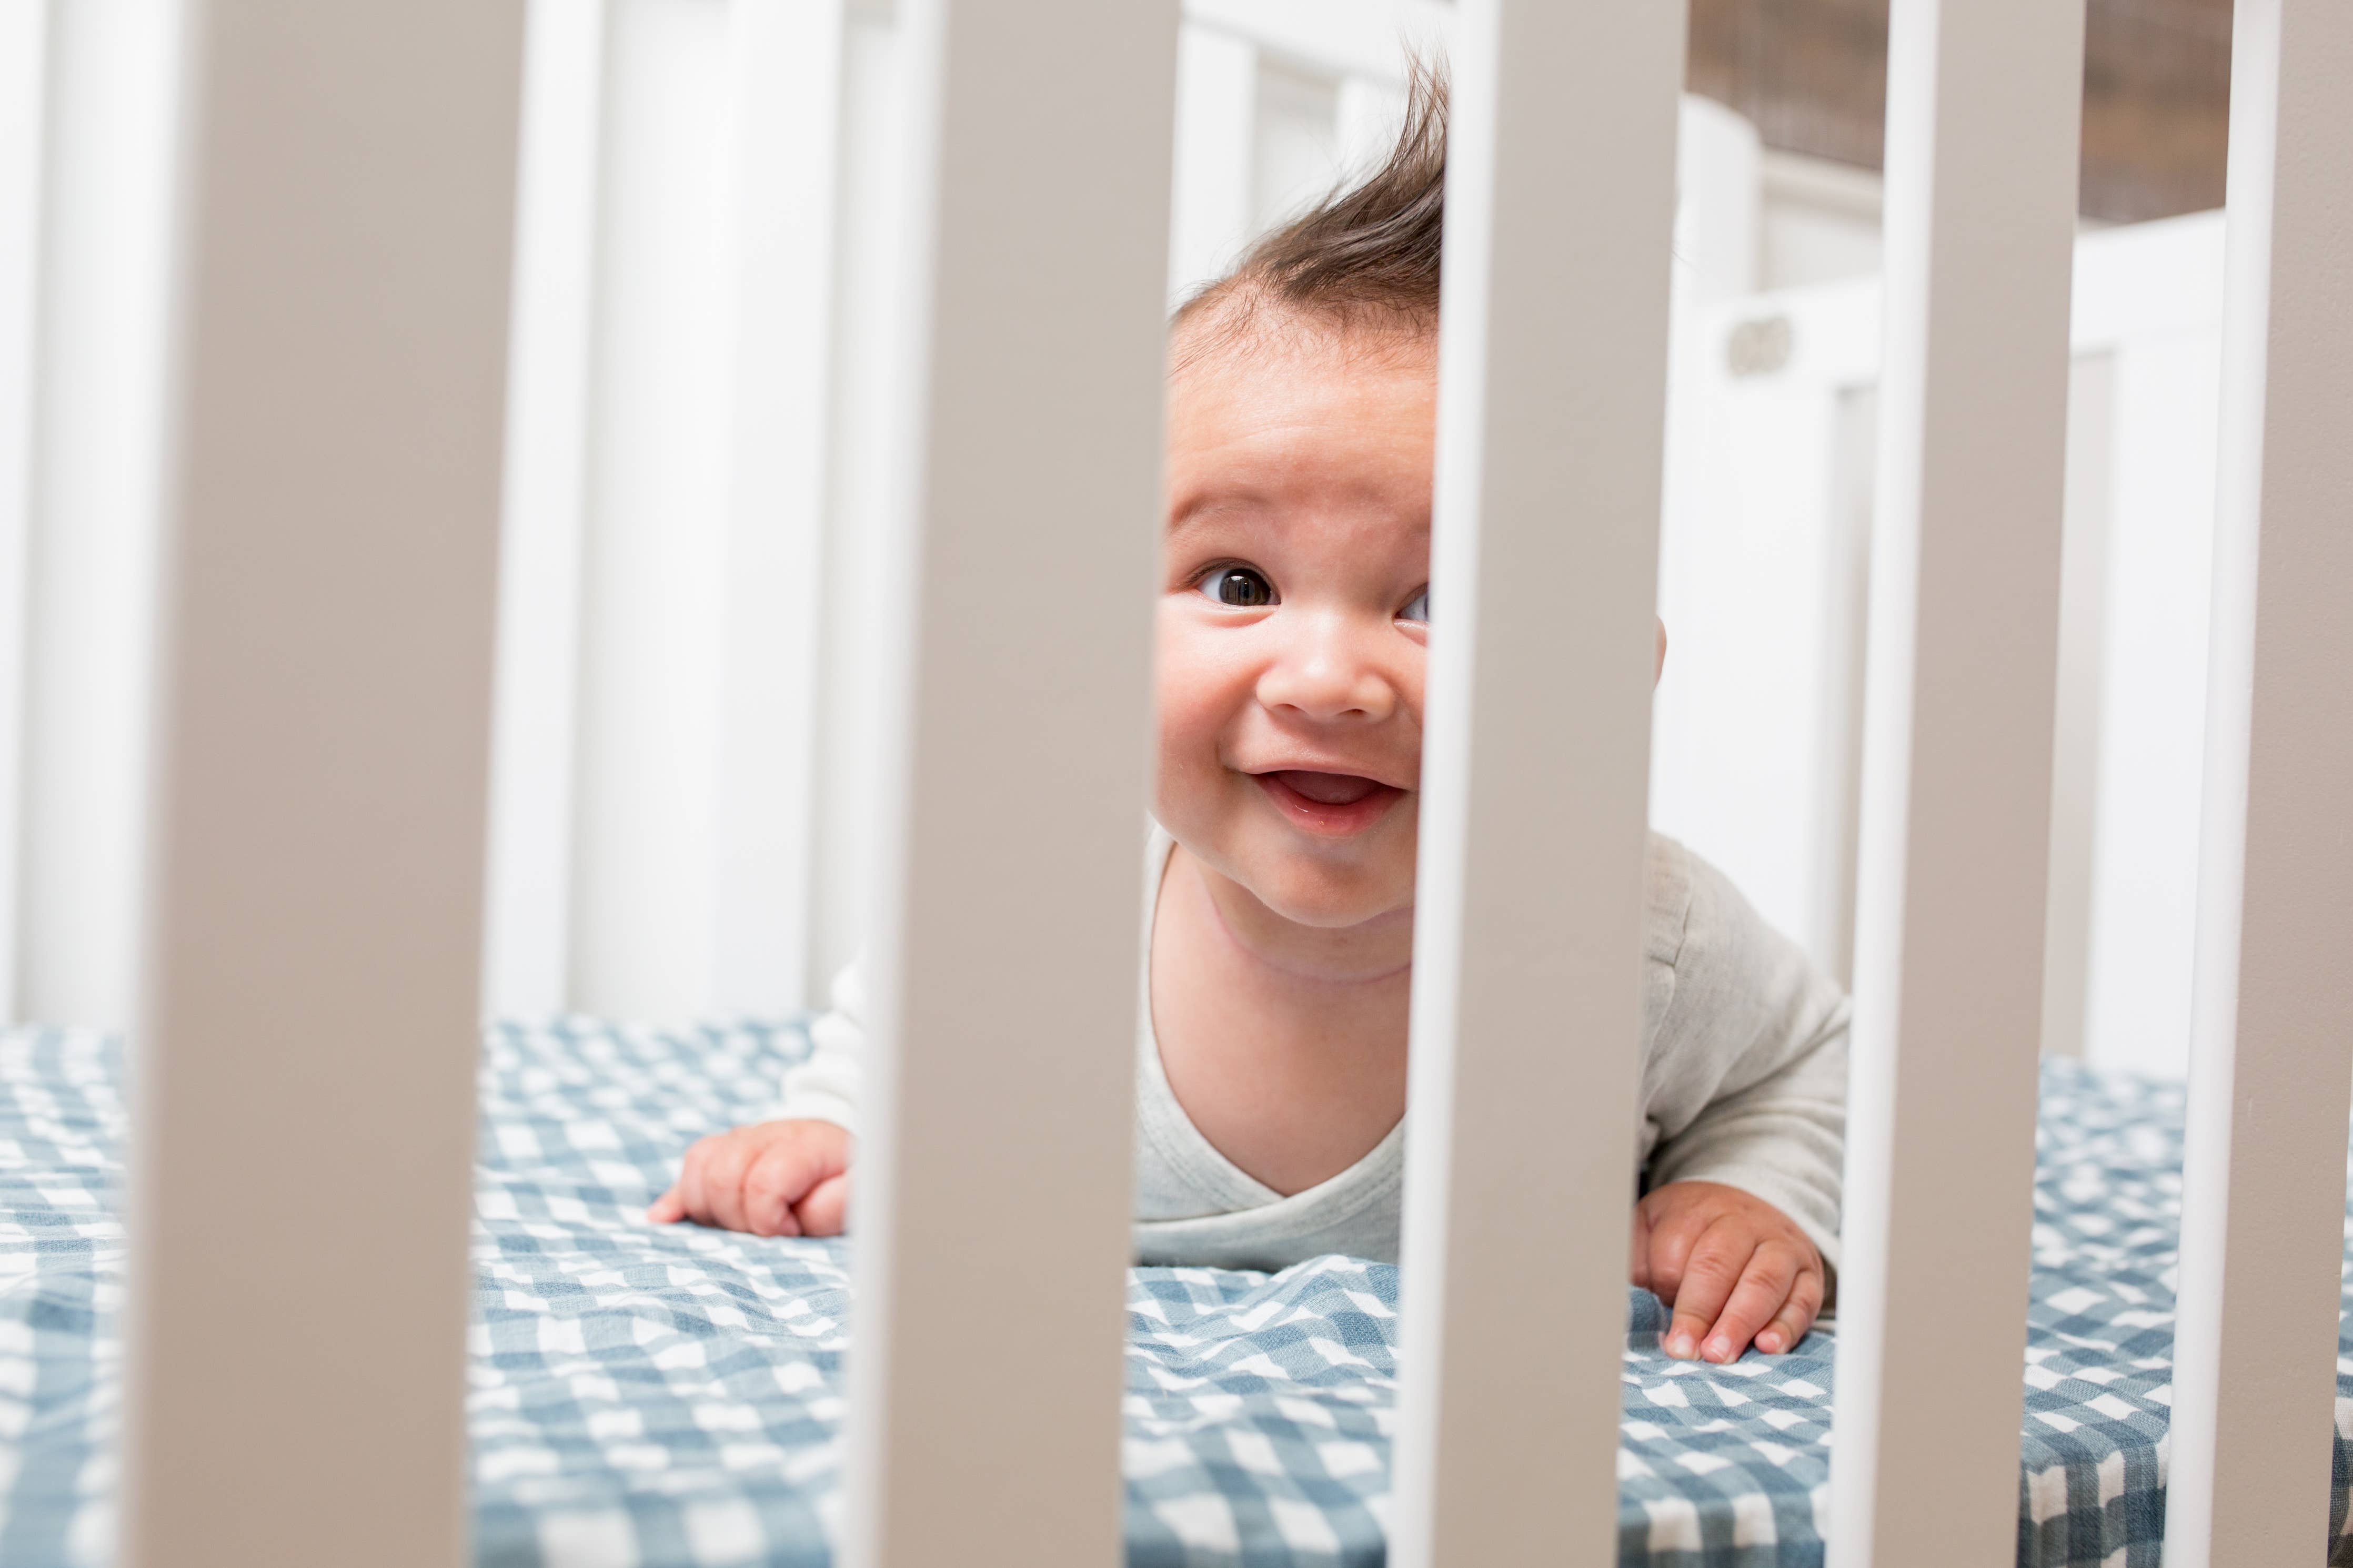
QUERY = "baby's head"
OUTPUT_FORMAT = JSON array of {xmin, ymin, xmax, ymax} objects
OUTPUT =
[{"xmin": 1155, "ymin": 72, "xmax": 1446, "ymax": 936}]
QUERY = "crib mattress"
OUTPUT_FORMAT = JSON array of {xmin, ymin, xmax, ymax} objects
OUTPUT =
[{"xmin": 0, "ymin": 1023, "xmax": 2345, "ymax": 1567}]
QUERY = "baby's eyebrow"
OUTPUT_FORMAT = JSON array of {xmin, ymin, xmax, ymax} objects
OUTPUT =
[{"xmin": 1166, "ymin": 496, "xmax": 1266, "ymax": 537}]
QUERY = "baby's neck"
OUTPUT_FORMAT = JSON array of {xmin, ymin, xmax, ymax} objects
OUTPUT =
[
  {"xmin": 1149, "ymin": 845, "xmax": 1413, "ymax": 1196},
  {"xmin": 1193, "ymin": 856, "xmax": 1416, "ymax": 985}
]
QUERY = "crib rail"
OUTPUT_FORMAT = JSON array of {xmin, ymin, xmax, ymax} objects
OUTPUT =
[
  {"xmin": 2166, "ymin": 2, "xmax": 2353, "ymax": 1561},
  {"xmin": 0, "ymin": 0, "xmax": 37, "ymax": 1022},
  {"xmin": 1388, "ymin": 0, "xmax": 1683, "ymax": 1560},
  {"xmin": 1824, "ymin": 0, "xmax": 2085, "ymax": 1562},
  {"xmin": 837, "ymin": 3, "xmax": 1178, "ymax": 1565},
  {"xmin": 118, "ymin": 5, "xmax": 525, "ymax": 1566}
]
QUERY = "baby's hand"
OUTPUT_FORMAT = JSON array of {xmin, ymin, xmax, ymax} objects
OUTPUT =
[
  {"xmin": 1630, "ymin": 1180, "xmax": 1824, "ymax": 1361},
  {"xmin": 647, "ymin": 1119, "xmax": 853, "ymax": 1237}
]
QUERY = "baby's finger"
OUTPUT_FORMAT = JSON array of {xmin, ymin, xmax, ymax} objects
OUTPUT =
[
  {"xmin": 1641, "ymin": 1203, "xmax": 1712, "ymax": 1307},
  {"xmin": 1755, "ymin": 1266, "xmax": 1825, "ymax": 1354},
  {"xmin": 1663, "ymin": 1223, "xmax": 1753, "ymax": 1360},
  {"xmin": 646, "ymin": 1186, "xmax": 687, "ymax": 1224},
  {"xmin": 1628, "ymin": 1199, "xmax": 1654, "ymax": 1293},
  {"xmin": 1695, "ymin": 1243, "xmax": 1800, "ymax": 1363},
  {"xmin": 675, "ymin": 1141, "xmax": 716, "ymax": 1223},
  {"xmin": 702, "ymin": 1137, "xmax": 759, "ymax": 1233},
  {"xmin": 742, "ymin": 1143, "xmax": 810, "ymax": 1238},
  {"xmin": 794, "ymin": 1171, "xmax": 851, "ymax": 1237}
]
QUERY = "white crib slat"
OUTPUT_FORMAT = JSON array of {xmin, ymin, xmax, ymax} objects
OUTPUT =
[
  {"xmin": 1390, "ymin": 0, "xmax": 1684, "ymax": 1562},
  {"xmin": 2163, "ymin": 2, "xmax": 2353, "ymax": 1561},
  {"xmin": 1826, "ymin": 0, "xmax": 2084, "ymax": 1563},
  {"xmin": 16, "ymin": 0, "xmax": 184, "ymax": 1030},
  {"xmin": 708, "ymin": 0, "xmax": 845, "ymax": 1017},
  {"xmin": 566, "ymin": 0, "xmax": 739, "ymax": 1022},
  {"xmin": 120, "ymin": 6, "xmax": 524, "ymax": 1567},
  {"xmin": 806, "ymin": 4, "xmax": 902, "ymax": 990},
  {"xmin": 0, "ymin": 0, "xmax": 47, "ymax": 1022},
  {"xmin": 484, "ymin": 0, "xmax": 605, "ymax": 1020},
  {"xmin": 840, "ymin": 2, "xmax": 1176, "ymax": 1565}
]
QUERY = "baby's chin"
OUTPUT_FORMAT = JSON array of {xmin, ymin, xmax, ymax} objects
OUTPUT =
[
  {"xmin": 1158, "ymin": 794, "xmax": 1419, "ymax": 929},
  {"xmin": 1223, "ymin": 852, "xmax": 1416, "ymax": 932}
]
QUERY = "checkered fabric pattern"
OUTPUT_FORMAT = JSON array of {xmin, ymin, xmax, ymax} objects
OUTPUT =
[{"xmin": 0, "ymin": 1025, "xmax": 2347, "ymax": 1567}]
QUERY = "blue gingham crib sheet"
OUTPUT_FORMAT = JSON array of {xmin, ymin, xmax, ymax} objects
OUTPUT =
[{"xmin": 0, "ymin": 1023, "xmax": 2347, "ymax": 1567}]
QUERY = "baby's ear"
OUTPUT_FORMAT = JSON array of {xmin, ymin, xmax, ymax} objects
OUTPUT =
[{"xmin": 1655, "ymin": 619, "xmax": 1668, "ymax": 687}]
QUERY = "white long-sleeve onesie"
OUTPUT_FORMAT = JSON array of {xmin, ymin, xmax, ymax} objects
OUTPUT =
[{"xmin": 777, "ymin": 826, "xmax": 1848, "ymax": 1273}]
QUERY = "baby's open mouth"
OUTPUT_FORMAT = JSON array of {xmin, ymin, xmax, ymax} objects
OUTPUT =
[
  {"xmin": 1252, "ymin": 770, "xmax": 1404, "ymax": 835},
  {"xmin": 1270, "ymin": 770, "xmax": 1382, "ymax": 805}
]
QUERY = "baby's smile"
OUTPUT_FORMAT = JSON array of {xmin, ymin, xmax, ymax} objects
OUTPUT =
[{"xmin": 1251, "ymin": 768, "xmax": 1406, "ymax": 836}]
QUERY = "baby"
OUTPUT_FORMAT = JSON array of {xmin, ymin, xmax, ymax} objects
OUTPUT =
[{"xmin": 651, "ymin": 74, "xmax": 1847, "ymax": 1365}]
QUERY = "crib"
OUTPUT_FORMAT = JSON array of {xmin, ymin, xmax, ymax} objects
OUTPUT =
[{"xmin": 0, "ymin": 0, "xmax": 2347, "ymax": 1565}]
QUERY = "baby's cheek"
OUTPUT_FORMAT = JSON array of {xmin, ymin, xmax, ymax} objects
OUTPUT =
[
  {"xmin": 1152, "ymin": 682, "xmax": 1228, "ymax": 824},
  {"xmin": 1152, "ymin": 618, "xmax": 1248, "ymax": 824}
]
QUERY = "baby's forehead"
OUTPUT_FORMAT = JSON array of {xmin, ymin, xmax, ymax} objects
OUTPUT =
[
  {"xmin": 1165, "ymin": 434, "xmax": 1433, "ymax": 564},
  {"xmin": 1168, "ymin": 294, "xmax": 1436, "ymax": 382},
  {"xmin": 1166, "ymin": 319, "xmax": 1435, "ymax": 455}
]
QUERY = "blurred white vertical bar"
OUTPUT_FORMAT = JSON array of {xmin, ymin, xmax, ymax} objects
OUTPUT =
[
  {"xmin": 15, "ymin": 0, "xmax": 184, "ymax": 1028},
  {"xmin": 122, "ymin": 2, "xmax": 522, "ymax": 1563},
  {"xmin": 2039, "ymin": 357, "xmax": 2114, "ymax": 1061},
  {"xmin": 1167, "ymin": 25, "xmax": 1255, "ymax": 302},
  {"xmin": 2164, "ymin": 1, "xmax": 2353, "ymax": 1561},
  {"xmin": 0, "ymin": 0, "xmax": 49, "ymax": 1021},
  {"xmin": 841, "ymin": 0, "xmax": 1175, "ymax": 1561},
  {"xmin": 2080, "ymin": 326, "xmax": 2220, "ymax": 1076},
  {"xmin": 1390, "ymin": 0, "xmax": 1683, "ymax": 1561},
  {"xmin": 1826, "ymin": 0, "xmax": 2083, "ymax": 1562},
  {"xmin": 808, "ymin": 0, "xmax": 902, "ymax": 991},
  {"xmin": 484, "ymin": 0, "xmax": 607, "ymax": 1019},
  {"xmin": 708, "ymin": 0, "xmax": 844, "ymax": 1017},
  {"xmin": 567, "ymin": 0, "xmax": 734, "ymax": 1020}
]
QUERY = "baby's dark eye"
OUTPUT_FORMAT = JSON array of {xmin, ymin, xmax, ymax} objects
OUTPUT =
[
  {"xmin": 1198, "ymin": 566, "xmax": 1276, "ymax": 608},
  {"xmin": 1398, "ymin": 587, "xmax": 1429, "ymax": 624}
]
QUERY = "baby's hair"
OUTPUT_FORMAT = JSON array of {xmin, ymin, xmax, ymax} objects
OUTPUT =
[{"xmin": 1174, "ymin": 59, "xmax": 1446, "ymax": 359}]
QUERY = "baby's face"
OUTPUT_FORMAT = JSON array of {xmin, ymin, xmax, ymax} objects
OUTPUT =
[{"xmin": 1157, "ymin": 326, "xmax": 1434, "ymax": 929}]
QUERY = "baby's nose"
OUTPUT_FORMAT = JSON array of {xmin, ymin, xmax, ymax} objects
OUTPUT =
[{"xmin": 1256, "ymin": 621, "xmax": 1399, "ymax": 723}]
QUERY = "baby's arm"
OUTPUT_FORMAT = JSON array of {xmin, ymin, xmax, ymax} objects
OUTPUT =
[
  {"xmin": 1638, "ymin": 843, "xmax": 1848, "ymax": 1359},
  {"xmin": 648, "ymin": 964, "xmax": 865, "ymax": 1236}
]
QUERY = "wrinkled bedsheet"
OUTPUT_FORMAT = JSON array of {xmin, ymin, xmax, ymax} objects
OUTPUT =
[{"xmin": 0, "ymin": 1021, "xmax": 2345, "ymax": 1566}]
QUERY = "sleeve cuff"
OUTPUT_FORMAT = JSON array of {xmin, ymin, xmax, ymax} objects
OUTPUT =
[{"xmin": 769, "ymin": 1091, "xmax": 857, "ymax": 1138}]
